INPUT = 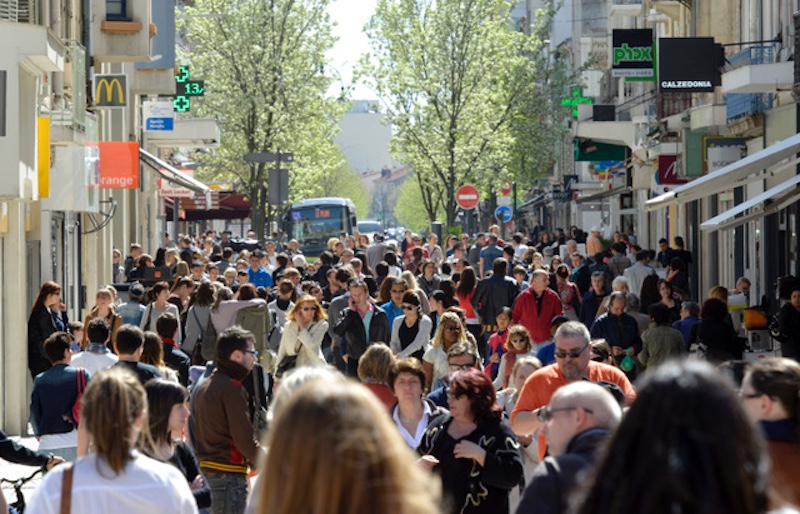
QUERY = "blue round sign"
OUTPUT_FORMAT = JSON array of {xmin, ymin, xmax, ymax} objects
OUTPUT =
[{"xmin": 495, "ymin": 205, "xmax": 513, "ymax": 223}]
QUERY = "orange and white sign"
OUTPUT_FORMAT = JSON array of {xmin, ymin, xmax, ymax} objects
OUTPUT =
[{"xmin": 99, "ymin": 142, "xmax": 139, "ymax": 189}]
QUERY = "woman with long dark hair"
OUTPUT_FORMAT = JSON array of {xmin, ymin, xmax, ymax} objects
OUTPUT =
[
  {"xmin": 28, "ymin": 281, "xmax": 69, "ymax": 378},
  {"xmin": 573, "ymin": 360, "xmax": 770, "ymax": 514},
  {"xmin": 688, "ymin": 298, "xmax": 740, "ymax": 362},
  {"xmin": 456, "ymin": 267, "xmax": 481, "ymax": 349},
  {"xmin": 418, "ymin": 368, "xmax": 523, "ymax": 514},
  {"xmin": 143, "ymin": 379, "xmax": 210, "ymax": 510}
]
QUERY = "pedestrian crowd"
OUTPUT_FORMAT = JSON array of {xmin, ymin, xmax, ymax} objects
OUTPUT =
[{"xmin": 10, "ymin": 224, "xmax": 800, "ymax": 514}]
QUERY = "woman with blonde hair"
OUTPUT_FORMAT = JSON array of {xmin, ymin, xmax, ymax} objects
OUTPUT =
[
  {"xmin": 82, "ymin": 288, "xmax": 123, "ymax": 351},
  {"xmin": 422, "ymin": 311, "xmax": 468, "ymax": 391},
  {"xmin": 27, "ymin": 368, "xmax": 196, "ymax": 512},
  {"xmin": 275, "ymin": 295, "xmax": 328, "ymax": 372},
  {"xmin": 253, "ymin": 379, "xmax": 440, "ymax": 514}
]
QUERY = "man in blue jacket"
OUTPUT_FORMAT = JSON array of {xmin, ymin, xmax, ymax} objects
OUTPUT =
[{"xmin": 515, "ymin": 381, "xmax": 621, "ymax": 514}]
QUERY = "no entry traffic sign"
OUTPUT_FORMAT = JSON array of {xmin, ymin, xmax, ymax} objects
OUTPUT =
[{"xmin": 456, "ymin": 184, "xmax": 480, "ymax": 210}]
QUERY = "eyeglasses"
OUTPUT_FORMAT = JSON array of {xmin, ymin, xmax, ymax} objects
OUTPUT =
[
  {"xmin": 401, "ymin": 305, "xmax": 416, "ymax": 311},
  {"xmin": 554, "ymin": 342, "xmax": 589, "ymax": 359},
  {"xmin": 444, "ymin": 325, "xmax": 462, "ymax": 332},
  {"xmin": 245, "ymin": 350, "xmax": 259, "ymax": 358},
  {"xmin": 445, "ymin": 387, "xmax": 463, "ymax": 400},
  {"xmin": 301, "ymin": 306, "xmax": 318, "ymax": 312},
  {"xmin": 738, "ymin": 390, "xmax": 762, "ymax": 399},
  {"xmin": 536, "ymin": 405, "xmax": 594, "ymax": 423},
  {"xmin": 448, "ymin": 362, "xmax": 474, "ymax": 371}
]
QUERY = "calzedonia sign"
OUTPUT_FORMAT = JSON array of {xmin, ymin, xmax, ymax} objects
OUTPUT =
[
  {"xmin": 658, "ymin": 38, "xmax": 724, "ymax": 93},
  {"xmin": 612, "ymin": 29, "xmax": 654, "ymax": 79}
]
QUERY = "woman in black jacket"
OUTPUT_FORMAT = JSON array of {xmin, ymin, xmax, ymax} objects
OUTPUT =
[
  {"xmin": 418, "ymin": 368, "xmax": 523, "ymax": 514},
  {"xmin": 27, "ymin": 281, "xmax": 68, "ymax": 378},
  {"xmin": 688, "ymin": 298, "xmax": 740, "ymax": 363}
]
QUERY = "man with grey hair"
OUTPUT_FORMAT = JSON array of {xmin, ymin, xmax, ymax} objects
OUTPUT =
[
  {"xmin": 510, "ymin": 321, "xmax": 634, "ymax": 444},
  {"xmin": 515, "ymin": 382, "xmax": 622, "ymax": 514}
]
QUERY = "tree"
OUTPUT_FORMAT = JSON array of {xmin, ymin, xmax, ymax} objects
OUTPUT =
[
  {"xmin": 360, "ymin": 0, "xmax": 543, "ymax": 227},
  {"xmin": 182, "ymin": 0, "xmax": 345, "ymax": 240},
  {"xmin": 508, "ymin": 4, "xmax": 585, "ymax": 189},
  {"xmin": 394, "ymin": 174, "xmax": 445, "ymax": 232}
]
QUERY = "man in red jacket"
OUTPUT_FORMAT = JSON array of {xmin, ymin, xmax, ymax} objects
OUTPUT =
[{"xmin": 512, "ymin": 269, "xmax": 564, "ymax": 344}]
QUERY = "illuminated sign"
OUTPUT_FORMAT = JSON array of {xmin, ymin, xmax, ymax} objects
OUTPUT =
[
  {"xmin": 561, "ymin": 87, "xmax": 593, "ymax": 118},
  {"xmin": 94, "ymin": 74, "xmax": 127, "ymax": 108},
  {"xmin": 174, "ymin": 66, "xmax": 205, "ymax": 112},
  {"xmin": 179, "ymin": 81, "xmax": 205, "ymax": 96},
  {"xmin": 315, "ymin": 209, "xmax": 331, "ymax": 218}
]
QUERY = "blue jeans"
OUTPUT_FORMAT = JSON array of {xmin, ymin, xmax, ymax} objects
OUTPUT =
[{"xmin": 206, "ymin": 471, "xmax": 248, "ymax": 514}]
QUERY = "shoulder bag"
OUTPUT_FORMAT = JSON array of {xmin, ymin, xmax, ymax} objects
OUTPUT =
[{"xmin": 71, "ymin": 369, "xmax": 87, "ymax": 425}]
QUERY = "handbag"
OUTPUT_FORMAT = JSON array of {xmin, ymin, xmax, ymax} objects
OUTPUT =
[
  {"xmin": 275, "ymin": 355, "xmax": 298, "ymax": 378},
  {"xmin": 71, "ymin": 369, "xmax": 87, "ymax": 425},
  {"xmin": 252, "ymin": 364, "xmax": 268, "ymax": 440}
]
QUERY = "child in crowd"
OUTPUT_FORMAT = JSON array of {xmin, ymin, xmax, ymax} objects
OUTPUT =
[
  {"xmin": 68, "ymin": 321, "xmax": 84, "ymax": 353},
  {"xmin": 493, "ymin": 324, "xmax": 534, "ymax": 390},
  {"xmin": 484, "ymin": 307, "xmax": 512, "ymax": 380}
]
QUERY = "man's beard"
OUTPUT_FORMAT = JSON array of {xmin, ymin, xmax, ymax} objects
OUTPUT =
[{"xmin": 561, "ymin": 362, "xmax": 582, "ymax": 381}]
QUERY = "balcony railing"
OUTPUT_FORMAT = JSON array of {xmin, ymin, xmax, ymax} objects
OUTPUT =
[
  {"xmin": 658, "ymin": 93, "xmax": 691, "ymax": 119},
  {"xmin": 50, "ymin": 41, "xmax": 87, "ymax": 133},
  {"xmin": 725, "ymin": 45, "xmax": 774, "ymax": 121}
]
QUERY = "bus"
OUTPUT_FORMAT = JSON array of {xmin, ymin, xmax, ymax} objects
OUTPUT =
[{"xmin": 287, "ymin": 197, "xmax": 357, "ymax": 257}]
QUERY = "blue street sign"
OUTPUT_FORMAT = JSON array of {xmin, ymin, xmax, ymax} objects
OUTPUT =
[
  {"xmin": 145, "ymin": 118, "xmax": 174, "ymax": 131},
  {"xmin": 495, "ymin": 205, "xmax": 513, "ymax": 223}
]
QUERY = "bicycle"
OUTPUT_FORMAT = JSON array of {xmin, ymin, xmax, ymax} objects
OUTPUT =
[{"xmin": 1, "ymin": 467, "xmax": 43, "ymax": 514}]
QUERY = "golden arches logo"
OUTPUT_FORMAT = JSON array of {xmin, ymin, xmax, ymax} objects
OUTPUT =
[{"xmin": 95, "ymin": 76, "xmax": 126, "ymax": 107}]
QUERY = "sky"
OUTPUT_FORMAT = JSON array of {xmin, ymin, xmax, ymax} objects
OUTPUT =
[{"xmin": 326, "ymin": 0, "xmax": 379, "ymax": 100}]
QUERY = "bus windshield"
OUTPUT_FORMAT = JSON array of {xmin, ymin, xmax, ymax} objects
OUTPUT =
[{"xmin": 291, "ymin": 206, "xmax": 345, "ymax": 254}]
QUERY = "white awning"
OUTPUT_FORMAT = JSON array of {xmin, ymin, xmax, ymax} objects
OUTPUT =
[
  {"xmin": 646, "ymin": 131, "xmax": 800, "ymax": 211},
  {"xmin": 700, "ymin": 172, "xmax": 800, "ymax": 231},
  {"xmin": 138, "ymin": 148, "xmax": 212, "ymax": 206}
]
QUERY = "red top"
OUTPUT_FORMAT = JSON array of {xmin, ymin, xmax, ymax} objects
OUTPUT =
[{"xmin": 511, "ymin": 287, "xmax": 564, "ymax": 343}]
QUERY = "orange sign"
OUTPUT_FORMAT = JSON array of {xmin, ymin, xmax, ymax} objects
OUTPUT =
[{"xmin": 99, "ymin": 142, "xmax": 139, "ymax": 188}]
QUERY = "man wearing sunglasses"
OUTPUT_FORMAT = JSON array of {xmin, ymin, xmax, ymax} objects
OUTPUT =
[
  {"xmin": 510, "ymin": 321, "xmax": 635, "ymax": 458},
  {"xmin": 516, "ymin": 382, "xmax": 622, "ymax": 514}
]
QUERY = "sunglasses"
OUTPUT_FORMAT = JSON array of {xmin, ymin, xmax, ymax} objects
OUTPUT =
[
  {"xmin": 401, "ymin": 305, "xmax": 417, "ymax": 311},
  {"xmin": 301, "ymin": 306, "xmax": 317, "ymax": 312},
  {"xmin": 444, "ymin": 325, "xmax": 462, "ymax": 332},
  {"xmin": 554, "ymin": 342, "xmax": 589, "ymax": 359},
  {"xmin": 448, "ymin": 363, "xmax": 474, "ymax": 371},
  {"xmin": 391, "ymin": 289, "xmax": 406, "ymax": 294},
  {"xmin": 536, "ymin": 405, "xmax": 593, "ymax": 423}
]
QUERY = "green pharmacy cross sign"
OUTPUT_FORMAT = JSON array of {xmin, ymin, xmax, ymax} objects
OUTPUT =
[
  {"xmin": 174, "ymin": 66, "xmax": 205, "ymax": 112},
  {"xmin": 561, "ymin": 88, "xmax": 593, "ymax": 118}
]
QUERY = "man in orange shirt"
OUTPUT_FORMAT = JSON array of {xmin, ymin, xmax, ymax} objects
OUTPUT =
[{"xmin": 511, "ymin": 321, "xmax": 635, "ymax": 458}]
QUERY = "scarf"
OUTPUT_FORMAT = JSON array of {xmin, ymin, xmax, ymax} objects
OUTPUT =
[{"xmin": 216, "ymin": 358, "xmax": 251, "ymax": 382}]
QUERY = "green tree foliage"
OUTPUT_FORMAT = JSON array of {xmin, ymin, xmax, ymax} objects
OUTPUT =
[
  {"xmin": 181, "ymin": 0, "xmax": 345, "ymax": 239},
  {"xmin": 360, "ymin": 0, "xmax": 544, "ymax": 227},
  {"xmin": 508, "ymin": 5, "xmax": 577, "ymax": 188},
  {"xmin": 394, "ymin": 174, "xmax": 445, "ymax": 233}
]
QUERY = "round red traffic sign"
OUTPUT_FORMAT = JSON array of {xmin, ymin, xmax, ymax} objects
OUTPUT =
[
  {"xmin": 456, "ymin": 184, "xmax": 480, "ymax": 210},
  {"xmin": 501, "ymin": 181, "xmax": 512, "ymax": 195}
]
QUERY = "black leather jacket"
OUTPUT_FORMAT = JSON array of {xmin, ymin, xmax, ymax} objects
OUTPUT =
[{"xmin": 333, "ymin": 305, "xmax": 390, "ymax": 364}]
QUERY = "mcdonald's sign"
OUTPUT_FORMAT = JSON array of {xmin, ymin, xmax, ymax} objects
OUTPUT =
[{"xmin": 94, "ymin": 74, "xmax": 127, "ymax": 108}]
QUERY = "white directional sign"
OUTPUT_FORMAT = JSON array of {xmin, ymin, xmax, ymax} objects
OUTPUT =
[{"xmin": 143, "ymin": 100, "xmax": 175, "ymax": 131}]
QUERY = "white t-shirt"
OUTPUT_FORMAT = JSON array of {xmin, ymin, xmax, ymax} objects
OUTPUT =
[
  {"xmin": 71, "ymin": 351, "xmax": 119, "ymax": 375},
  {"xmin": 423, "ymin": 346, "xmax": 449, "ymax": 384},
  {"xmin": 27, "ymin": 450, "xmax": 198, "ymax": 514}
]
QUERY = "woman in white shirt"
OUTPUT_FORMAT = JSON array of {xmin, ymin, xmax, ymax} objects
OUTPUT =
[
  {"xmin": 141, "ymin": 281, "xmax": 183, "ymax": 343},
  {"xmin": 27, "ymin": 367, "xmax": 197, "ymax": 513},
  {"xmin": 275, "ymin": 295, "xmax": 328, "ymax": 370},
  {"xmin": 388, "ymin": 358, "xmax": 447, "ymax": 448},
  {"xmin": 390, "ymin": 291, "xmax": 432, "ymax": 361}
]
